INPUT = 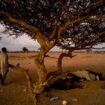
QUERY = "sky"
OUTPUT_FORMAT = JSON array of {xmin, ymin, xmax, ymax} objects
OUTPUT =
[
  {"xmin": 0, "ymin": 24, "xmax": 105, "ymax": 51},
  {"xmin": 0, "ymin": 24, "xmax": 61, "ymax": 51}
]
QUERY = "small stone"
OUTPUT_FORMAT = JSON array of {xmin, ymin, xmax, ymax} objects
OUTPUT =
[
  {"xmin": 62, "ymin": 100, "xmax": 68, "ymax": 105},
  {"xmin": 71, "ymin": 98, "xmax": 78, "ymax": 102},
  {"xmin": 96, "ymin": 75, "xmax": 99, "ymax": 80},
  {"xmin": 23, "ymin": 88, "xmax": 27, "ymax": 92},
  {"xmin": 50, "ymin": 96, "xmax": 58, "ymax": 101}
]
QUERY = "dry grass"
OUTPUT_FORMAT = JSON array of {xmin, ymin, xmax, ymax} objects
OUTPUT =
[{"xmin": 0, "ymin": 52, "xmax": 105, "ymax": 105}]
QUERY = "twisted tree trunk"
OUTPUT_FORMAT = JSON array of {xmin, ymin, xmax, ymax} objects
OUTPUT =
[
  {"xmin": 46, "ymin": 50, "xmax": 76, "ymax": 86},
  {"xmin": 33, "ymin": 49, "xmax": 47, "ymax": 94},
  {"xmin": 58, "ymin": 50, "xmax": 74, "ymax": 73},
  {"xmin": 31, "ymin": 26, "xmax": 61, "ymax": 94},
  {"xmin": 32, "ymin": 32, "xmax": 57, "ymax": 94}
]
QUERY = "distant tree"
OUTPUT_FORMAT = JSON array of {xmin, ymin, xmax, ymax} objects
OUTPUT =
[
  {"xmin": 0, "ymin": 0, "xmax": 105, "ymax": 95},
  {"xmin": 22, "ymin": 47, "xmax": 29, "ymax": 52}
]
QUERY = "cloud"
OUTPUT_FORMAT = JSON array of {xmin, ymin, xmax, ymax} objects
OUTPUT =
[
  {"xmin": 1, "ymin": 24, "xmax": 104, "ymax": 52},
  {"xmin": 0, "ymin": 33, "xmax": 40, "ymax": 51},
  {"xmin": 0, "ymin": 23, "xmax": 60, "ymax": 51},
  {"xmin": 0, "ymin": 33, "xmax": 62, "ymax": 51}
]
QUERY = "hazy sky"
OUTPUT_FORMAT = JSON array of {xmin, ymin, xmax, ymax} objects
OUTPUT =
[
  {"xmin": 0, "ymin": 24, "xmax": 61, "ymax": 51},
  {"xmin": 0, "ymin": 24, "xmax": 105, "ymax": 51}
]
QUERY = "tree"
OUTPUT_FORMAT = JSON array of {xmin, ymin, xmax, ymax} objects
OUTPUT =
[
  {"xmin": 22, "ymin": 47, "xmax": 29, "ymax": 52},
  {"xmin": 0, "ymin": 0, "xmax": 105, "ymax": 95}
]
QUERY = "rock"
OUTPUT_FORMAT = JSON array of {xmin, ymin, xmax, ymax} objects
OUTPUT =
[
  {"xmin": 50, "ymin": 96, "xmax": 58, "ymax": 101},
  {"xmin": 62, "ymin": 100, "xmax": 68, "ymax": 105},
  {"xmin": 23, "ymin": 88, "xmax": 27, "ymax": 92},
  {"xmin": 71, "ymin": 98, "xmax": 78, "ymax": 102}
]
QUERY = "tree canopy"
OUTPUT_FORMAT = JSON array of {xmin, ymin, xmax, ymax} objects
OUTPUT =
[{"xmin": 0, "ymin": 0, "xmax": 105, "ymax": 51}]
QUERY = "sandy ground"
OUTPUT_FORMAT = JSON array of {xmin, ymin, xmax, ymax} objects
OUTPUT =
[{"xmin": 0, "ymin": 52, "xmax": 105, "ymax": 105}]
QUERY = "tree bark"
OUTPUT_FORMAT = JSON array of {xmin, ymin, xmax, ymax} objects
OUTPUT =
[
  {"xmin": 58, "ymin": 50, "xmax": 75, "ymax": 73},
  {"xmin": 46, "ymin": 50, "xmax": 76, "ymax": 85},
  {"xmin": 33, "ymin": 49, "xmax": 47, "ymax": 94},
  {"xmin": 32, "ymin": 28, "xmax": 59, "ymax": 94}
]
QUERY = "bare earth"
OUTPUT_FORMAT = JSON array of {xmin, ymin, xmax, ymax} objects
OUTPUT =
[{"xmin": 0, "ymin": 52, "xmax": 105, "ymax": 105}]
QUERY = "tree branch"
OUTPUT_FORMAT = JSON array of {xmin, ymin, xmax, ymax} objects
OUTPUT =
[
  {"xmin": 0, "ymin": 10, "xmax": 55, "ymax": 51},
  {"xmin": 58, "ymin": 0, "xmax": 105, "ymax": 38}
]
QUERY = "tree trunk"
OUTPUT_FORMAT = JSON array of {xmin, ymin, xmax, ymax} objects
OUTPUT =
[
  {"xmin": 46, "ymin": 50, "xmax": 75, "ymax": 85},
  {"xmin": 32, "ymin": 27, "xmax": 59, "ymax": 94},
  {"xmin": 58, "ymin": 53, "xmax": 67, "ymax": 73},
  {"xmin": 33, "ymin": 49, "xmax": 48, "ymax": 94},
  {"xmin": 58, "ymin": 50, "xmax": 74, "ymax": 73}
]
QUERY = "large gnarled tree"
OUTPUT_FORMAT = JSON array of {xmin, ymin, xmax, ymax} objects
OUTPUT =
[{"xmin": 0, "ymin": 0, "xmax": 105, "ymax": 94}]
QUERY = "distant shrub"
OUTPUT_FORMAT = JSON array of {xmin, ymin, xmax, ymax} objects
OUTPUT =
[{"xmin": 22, "ymin": 47, "xmax": 29, "ymax": 52}]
